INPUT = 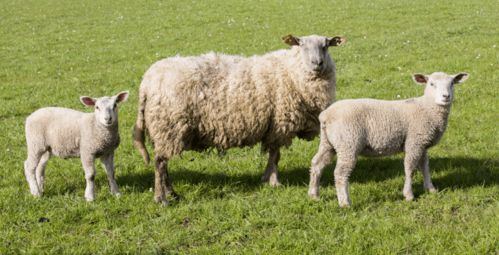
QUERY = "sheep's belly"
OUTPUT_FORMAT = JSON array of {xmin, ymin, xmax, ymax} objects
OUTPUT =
[
  {"xmin": 360, "ymin": 143, "xmax": 403, "ymax": 157},
  {"xmin": 50, "ymin": 146, "xmax": 81, "ymax": 159}
]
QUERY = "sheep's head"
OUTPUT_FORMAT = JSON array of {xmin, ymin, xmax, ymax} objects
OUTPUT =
[
  {"xmin": 80, "ymin": 91, "xmax": 129, "ymax": 127},
  {"xmin": 412, "ymin": 72, "xmax": 469, "ymax": 106},
  {"xmin": 283, "ymin": 34, "xmax": 346, "ymax": 75}
]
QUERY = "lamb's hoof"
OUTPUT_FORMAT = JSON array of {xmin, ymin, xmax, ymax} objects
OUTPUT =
[
  {"xmin": 31, "ymin": 193, "xmax": 41, "ymax": 198},
  {"xmin": 85, "ymin": 197, "xmax": 95, "ymax": 202},
  {"xmin": 308, "ymin": 194, "xmax": 320, "ymax": 201},
  {"xmin": 308, "ymin": 190, "xmax": 320, "ymax": 200},
  {"xmin": 338, "ymin": 202, "xmax": 351, "ymax": 208},
  {"xmin": 160, "ymin": 200, "xmax": 170, "ymax": 207},
  {"xmin": 404, "ymin": 194, "xmax": 415, "ymax": 201},
  {"xmin": 428, "ymin": 187, "xmax": 438, "ymax": 193},
  {"xmin": 114, "ymin": 192, "xmax": 122, "ymax": 198}
]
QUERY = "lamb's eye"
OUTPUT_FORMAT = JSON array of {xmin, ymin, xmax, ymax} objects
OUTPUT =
[
  {"xmin": 430, "ymin": 83, "xmax": 435, "ymax": 87},
  {"xmin": 113, "ymin": 103, "xmax": 117, "ymax": 109},
  {"xmin": 95, "ymin": 106, "xmax": 100, "ymax": 110}
]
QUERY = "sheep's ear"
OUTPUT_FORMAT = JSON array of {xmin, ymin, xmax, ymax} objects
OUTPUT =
[
  {"xmin": 80, "ymin": 96, "xmax": 96, "ymax": 107},
  {"xmin": 115, "ymin": 91, "xmax": 129, "ymax": 103},
  {"xmin": 327, "ymin": 36, "xmax": 346, "ymax": 47},
  {"xmin": 282, "ymin": 34, "xmax": 300, "ymax": 46},
  {"xmin": 412, "ymin": 74, "xmax": 428, "ymax": 85},
  {"xmin": 453, "ymin": 72, "xmax": 469, "ymax": 85}
]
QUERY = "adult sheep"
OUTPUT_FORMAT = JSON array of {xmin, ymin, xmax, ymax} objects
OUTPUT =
[{"xmin": 133, "ymin": 34, "xmax": 346, "ymax": 205}]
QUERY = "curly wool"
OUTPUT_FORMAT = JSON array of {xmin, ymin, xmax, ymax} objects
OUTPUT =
[{"xmin": 136, "ymin": 48, "xmax": 336, "ymax": 159}]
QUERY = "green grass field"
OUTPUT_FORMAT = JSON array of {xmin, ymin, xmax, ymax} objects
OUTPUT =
[{"xmin": 1, "ymin": 0, "xmax": 498, "ymax": 253}]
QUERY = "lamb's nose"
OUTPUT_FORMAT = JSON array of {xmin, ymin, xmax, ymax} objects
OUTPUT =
[
  {"xmin": 318, "ymin": 60, "xmax": 323, "ymax": 66},
  {"xmin": 442, "ymin": 94, "xmax": 450, "ymax": 99}
]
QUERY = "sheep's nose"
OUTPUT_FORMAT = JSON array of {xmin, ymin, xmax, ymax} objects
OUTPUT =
[
  {"xmin": 313, "ymin": 60, "xmax": 323, "ymax": 66},
  {"xmin": 442, "ymin": 94, "xmax": 450, "ymax": 99}
]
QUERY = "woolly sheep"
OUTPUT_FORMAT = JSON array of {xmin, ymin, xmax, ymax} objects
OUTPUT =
[
  {"xmin": 308, "ymin": 72, "xmax": 469, "ymax": 207},
  {"xmin": 24, "ymin": 91, "xmax": 129, "ymax": 201},
  {"xmin": 133, "ymin": 34, "xmax": 346, "ymax": 205}
]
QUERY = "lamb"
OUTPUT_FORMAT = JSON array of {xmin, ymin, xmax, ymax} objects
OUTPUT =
[
  {"xmin": 24, "ymin": 91, "xmax": 129, "ymax": 201},
  {"xmin": 133, "ymin": 34, "xmax": 346, "ymax": 205},
  {"xmin": 308, "ymin": 72, "xmax": 469, "ymax": 207}
]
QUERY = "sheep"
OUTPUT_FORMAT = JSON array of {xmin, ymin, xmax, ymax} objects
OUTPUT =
[
  {"xmin": 308, "ymin": 72, "xmax": 469, "ymax": 207},
  {"xmin": 133, "ymin": 34, "xmax": 346, "ymax": 205},
  {"xmin": 24, "ymin": 91, "xmax": 129, "ymax": 201}
]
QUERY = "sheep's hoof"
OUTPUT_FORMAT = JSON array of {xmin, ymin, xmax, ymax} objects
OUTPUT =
[
  {"xmin": 114, "ymin": 192, "xmax": 122, "ymax": 198},
  {"xmin": 170, "ymin": 192, "xmax": 181, "ymax": 201},
  {"xmin": 85, "ymin": 197, "xmax": 95, "ymax": 202},
  {"xmin": 428, "ymin": 187, "xmax": 438, "ymax": 193},
  {"xmin": 155, "ymin": 195, "xmax": 170, "ymax": 206},
  {"xmin": 269, "ymin": 180, "xmax": 281, "ymax": 188}
]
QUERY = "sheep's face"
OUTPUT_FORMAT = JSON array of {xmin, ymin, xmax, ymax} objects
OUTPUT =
[
  {"xmin": 283, "ymin": 34, "xmax": 346, "ymax": 75},
  {"xmin": 80, "ymin": 91, "xmax": 129, "ymax": 127},
  {"xmin": 412, "ymin": 72, "xmax": 469, "ymax": 106}
]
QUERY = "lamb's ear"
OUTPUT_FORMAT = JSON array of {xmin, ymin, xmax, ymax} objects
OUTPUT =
[
  {"xmin": 80, "ymin": 96, "xmax": 96, "ymax": 107},
  {"xmin": 327, "ymin": 36, "xmax": 346, "ymax": 47},
  {"xmin": 282, "ymin": 34, "xmax": 300, "ymax": 46},
  {"xmin": 453, "ymin": 72, "xmax": 469, "ymax": 84},
  {"xmin": 115, "ymin": 91, "xmax": 129, "ymax": 103},
  {"xmin": 412, "ymin": 74, "xmax": 428, "ymax": 85}
]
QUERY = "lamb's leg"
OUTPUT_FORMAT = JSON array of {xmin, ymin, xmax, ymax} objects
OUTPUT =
[
  {"xmin": 403, "ymin": 149, "xmax": 424, "ymax": 201},
  {"xmin": 81, "ymin": 154, "xmax": 96, "ymax": 202},
  {"xmin": 154, "ymin": 156, "xmax": 178, "ymax": 205},
  {"xmin": 334, "ymin": 153, "xmax": 357, "ymax": 208},
  {"xmin": 261, "ymin": 147, "xmax": 281, "ymax": 187},
  {"xmin": 419, "ymin": 152, "xmax": 437, "ymax": 193},
  {"xmin": 100, "ymin": 153, "xmax": 120, "ymax": 197},
  {"xmin": 308, "ymin": 135, "xmax": 334, "ymax": 200},
  {"xmin": 35, "ymin": 151, "xmax": 50, "ymax": 194},
  {"xmin": 24, "ymin": 151, "xmax": 43, "ymax": 197}
]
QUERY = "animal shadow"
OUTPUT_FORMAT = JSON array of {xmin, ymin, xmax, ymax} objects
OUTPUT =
[{"xmin": 118, "ymin": 156, "xmax": 498, "ymax": 197}]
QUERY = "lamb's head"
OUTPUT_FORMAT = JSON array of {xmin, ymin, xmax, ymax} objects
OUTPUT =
[
  {"xmin": 413, "ymin": 72, "xmax": 469, "ymax": 106},
  {"xmin": 80, "ymin": 91, "xmax": 129, "ymax": 127},
  {"xmin": 283, "ymin": 34, "xmax": 346, "ymax": 75}
]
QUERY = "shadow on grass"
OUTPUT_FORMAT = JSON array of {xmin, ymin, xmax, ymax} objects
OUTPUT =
[{"xmin": 118, "ymin": 157, "xmax": 498, "ymax": 195}]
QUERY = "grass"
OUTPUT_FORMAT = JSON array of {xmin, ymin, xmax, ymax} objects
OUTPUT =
[{"xmin": 1, "ymin": 0, "xmax": 498, "ymax": 253}]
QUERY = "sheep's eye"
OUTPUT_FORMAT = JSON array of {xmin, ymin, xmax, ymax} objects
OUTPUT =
[
  {"xmin": 430, "ymin": 83, "xmax": 435, "ymax": 87},
  {"xmin": 95, "ymin": 106, "xmax": 100, "ymax": 110},
  {"xmin": 113, "ymin": 103, "xmax": 117, "ymax": 109}
]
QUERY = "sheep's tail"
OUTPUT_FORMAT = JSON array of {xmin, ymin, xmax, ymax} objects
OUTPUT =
[{"xmin": 133, "ymin": 88, "xmax": 150, "ymax": 165}]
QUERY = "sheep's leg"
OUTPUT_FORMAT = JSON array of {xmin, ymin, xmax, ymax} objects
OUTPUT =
[
  {"xmin": 334, "ymin": 153, "xmax": 356, "ymax": 208},
  {"xmin": 308, "ymin": 137, "xmax": 334, "ymax": 200},
  {"xmin": 81, "ymin": 154, "xmax": 96, "ymax": 202},
  {"xmin": 261, "ymin": 147, "xmax": 281, "ymax": 187},
  {"xmin": 24, "ymin": 151, "xmax": 43, "ymax": 197},
  {"xmin": 100, "ymin": 153, "xmax": 120, "ymax": 197},
  {"xmin": 154, "ymin": 156, "xmax": 178, "ymax": 205},
  {"xmin": 35, "ymin": 151, "xmax": 50, "ymax": 194},
  {"xmin": 419, "ymin": 152, "xmax": 437, "ymax": 193},
  {"xmin": 403, "ymin": 150, "xmax": 423, "ymax": 201}
]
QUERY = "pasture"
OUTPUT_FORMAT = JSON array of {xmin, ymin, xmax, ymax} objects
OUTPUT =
[{"xmin": 0, "ymin": 0, "xmax": 498, "ymax": 253}]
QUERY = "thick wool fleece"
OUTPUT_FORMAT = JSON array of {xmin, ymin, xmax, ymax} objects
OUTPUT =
[{"xmin": 135, "ymin": 48, "xmax": 336, "ymax": 159}]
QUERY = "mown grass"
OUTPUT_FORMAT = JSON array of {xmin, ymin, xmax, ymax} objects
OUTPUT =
[{"xmin": 0, "ymin": 0, "xmax": 498, "ymax": 254}]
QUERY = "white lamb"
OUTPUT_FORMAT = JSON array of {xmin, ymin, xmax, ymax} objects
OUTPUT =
[
  {"xmin": 308, "ymin": 72, "xmax": 469, "ymax": 207},
  {"xmin": 24, "ymin": 91, "xmax": 129, "ymax": 201}
]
